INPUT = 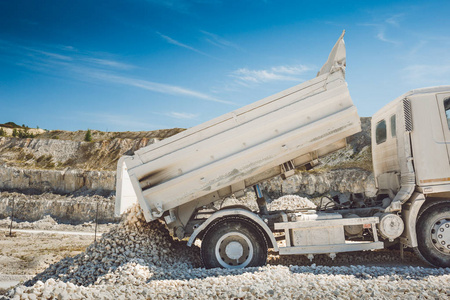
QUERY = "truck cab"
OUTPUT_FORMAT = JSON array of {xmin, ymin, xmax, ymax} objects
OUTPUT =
[{"xmin": 372, "ymin": 86, "xmax": 450, "ymax": 267}]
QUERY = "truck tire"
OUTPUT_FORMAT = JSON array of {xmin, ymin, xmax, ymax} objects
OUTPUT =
[
  {"xmin": 416, "ymin": 201, "xmax": 450, "ymax": 267},
  {"xmin": 201, "ymin": 217, "xmax": 268, "ymax": 269}
]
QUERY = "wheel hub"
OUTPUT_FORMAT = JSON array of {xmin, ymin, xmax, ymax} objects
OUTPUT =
[
  {"xmin": 215, "ymin": 232, "xmax": 253, "ymax": 269},
  {"xmin": 225, "ymin": 241, "xmax": 244, "ymax": 260},
  {"xmin": 431, "ymin": 218, "xmax": 450, "ymax": 254}
]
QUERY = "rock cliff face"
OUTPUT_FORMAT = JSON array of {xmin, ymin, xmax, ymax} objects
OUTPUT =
[
  {"xmin": 0, "ymin": 165, "xmax": 115, "ymax": 194},
  {"xmin": 0, "ymin": 136, "xmax": 157, "ymax": 171},
  {"xmin": 0, "ymin": 135, "xmax": 163, "ymax": 193},
  {"xmin": 0, "ymin": 119, "xmax": 375, "ymax": 223},
  {"xmin": 36, "ymin": 128, "xmax": 185, "ymax": 142},
  {"xmin": 0, "ymin": 192, "xmax": 118, "ymax": 224}
]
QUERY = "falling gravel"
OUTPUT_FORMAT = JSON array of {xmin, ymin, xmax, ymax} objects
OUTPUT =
[{"xmin": 6, "ymin": 199, "xmax": 450, "ymax": 299}]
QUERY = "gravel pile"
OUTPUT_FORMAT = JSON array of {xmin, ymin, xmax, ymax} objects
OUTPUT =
[
  {"xmin": 267, "ymin": 195, "xmax": 316, "ymax": 210},
  {"xmin": 218, "ymin": 194, "xmax": 316, "ymax": 211},
  {"xmin": 6, "ymin": 200, "xmax": 450, "ymax": 299}
]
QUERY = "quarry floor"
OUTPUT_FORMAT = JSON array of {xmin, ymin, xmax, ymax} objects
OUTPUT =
[
  {"xmin": 0, "ymin": 223, "xmax": 431, "ymax": 295},
  {"xmin": 0, "ymin": 206, "xmax": 444, "ymax": 299},
  {"xmin": 0, "ymin": 224, "xmax": 111, "ymax": 294},
  {"xmin": 0, "ymin": 230, "xmax": 96, "ymax": 276}
]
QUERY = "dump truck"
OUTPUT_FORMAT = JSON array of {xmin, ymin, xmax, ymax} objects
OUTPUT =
[{"xmin": 115, "ymin": 31, "xmax": 450, "ymax": 268}]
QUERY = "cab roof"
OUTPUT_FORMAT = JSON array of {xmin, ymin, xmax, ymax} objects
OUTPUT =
[{"xmin": 373, "ymin": 85, "xmax": 450, "ymax": 121}]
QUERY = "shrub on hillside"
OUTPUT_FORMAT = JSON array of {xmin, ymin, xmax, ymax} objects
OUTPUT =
[
  {"xmin": 17, "ymin": 129, "xmax": 36, "ymax": 138},
  {"xmin": 84, "ymin": 129, "xmax": 92, "ymax": 142}
]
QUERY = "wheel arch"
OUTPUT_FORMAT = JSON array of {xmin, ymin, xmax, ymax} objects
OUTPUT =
[
  {"xmin": 417, "ymin": 197, "xmax": 450, "ymax": 217},
  {"xmin": 402, "ymin": 193, "xmax": 450, "ymax": 248},
  {"xmin": 187, "ymin": 208, "xmax": 278, "ymax": 252}
]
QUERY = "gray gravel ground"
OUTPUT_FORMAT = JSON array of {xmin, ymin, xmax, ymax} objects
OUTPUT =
[{"xmin": 4, "ymin": 201, "xmax": 450, "ymax": 299}]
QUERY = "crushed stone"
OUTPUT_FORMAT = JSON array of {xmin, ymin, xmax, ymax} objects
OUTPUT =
[{"xmin": 6, "ymin": 198, "xmax": 450, "ymax": 299}]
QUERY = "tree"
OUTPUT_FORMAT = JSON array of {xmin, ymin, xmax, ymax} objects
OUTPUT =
[
  {"xmin": 84, "ymin": 129, "xmax": 92, "ymax": 142},
  {"xmin": 0, "ymin": 127, "xmax": 6, "ymax": 137},
  {"xmin": 12, "ymin": 128, "xmax": 18, "ymax": 137},
  {"xmin": 16, "ymin": 128, "xmax": 35, "ymax": 138}
]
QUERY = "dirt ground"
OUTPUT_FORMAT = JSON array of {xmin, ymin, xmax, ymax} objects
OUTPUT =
[
  {"xmin": 0, "ymin": 231, "xmax": 98, "ymax": 276},
  {"xmin": 0, "ymin": 229, "xmax": 103, "ymax": 295}
]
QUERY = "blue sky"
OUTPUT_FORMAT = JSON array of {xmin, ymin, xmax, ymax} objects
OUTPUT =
[{"xmin": 0, "ymin": 0, "xmax": 449, "ymax": 131}]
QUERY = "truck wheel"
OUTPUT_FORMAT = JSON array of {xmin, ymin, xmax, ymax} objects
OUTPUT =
[
  {"xmin": 416, "ymin": 201, "xmax": 450, "ymax": 267},
  {"xmin": 201, "ymin": 217, "xmax": 268, "ymax": 269}
]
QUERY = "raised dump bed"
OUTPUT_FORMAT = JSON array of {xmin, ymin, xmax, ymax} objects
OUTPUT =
[{"xmin": 116, "ymin": 31, "xmax": 361, "ymax": 222}]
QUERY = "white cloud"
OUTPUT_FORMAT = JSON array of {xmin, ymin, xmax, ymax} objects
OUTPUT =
[
  {"xmin": 402, "ymin": 63, "xmax": 450, "ymax": 86},
  {"xmin": 0, "ymin": 39, "xmax": 135, "ymax": 73},
  {"xmin": 385, "ymin": 14, "xmax": 404, "ymax": 27},
  {"xmin": 57, "ymin": 45, "xmax": 77, "ymax": 52},
  {"xmin": 376, "ymin": 29, "xmax": 401, "ymax": 46},
  {"xmin": 358, "ymin": 14, "xmax": 403, "ymax": 46},
  {"xmin": 165, "ymin": 112, "xmax": 199, "ymax": 119},
  {"xmin": 89, "ymin": 72, "xmax": 234, "ymax": 105},
  {"xmin": 200, "ymin": 30, "xmax": 242, "ymax": 50},
  {"xmin": 157, "ymin": 32, "xmax": 212, "ymax": 57},
  {"xmin": 231, "ymin": 64, "xmax": 311, "ymax": 84},
  {"xmin": 408, "ymin": 40, "xmax": 427, "ymax": 57},
  {"xmin": 83, "ymin": 57, "xmax": 134, "ymax": 70},
  {"xmin": 32, "ymin": 49, "xmax": 73, "ymax": 61}
]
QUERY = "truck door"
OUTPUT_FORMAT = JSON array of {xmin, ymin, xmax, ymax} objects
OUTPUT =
[{"xmin": 436, "ymin": 92, "xmax": 450, "ymax": 160}]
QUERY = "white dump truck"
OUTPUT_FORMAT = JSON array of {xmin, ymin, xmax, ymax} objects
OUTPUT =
[{"xmin": 115, "ymin": 32, "xmax": 450, "ymax": 268}]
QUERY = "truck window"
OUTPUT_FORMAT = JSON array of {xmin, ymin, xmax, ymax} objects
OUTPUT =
[
  {"xmin": 444, "ymin": 98, "xmax": 450, "ymax": 130},
  {"xmin": 390, "ymin": 115, "xmax": 396, "ymax": 137},
  {"xmin": 376, "ymin": 120, "xmax": 387, "ymax": 144}
]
